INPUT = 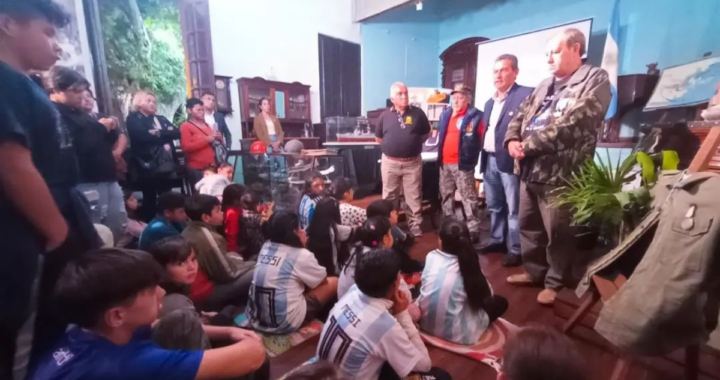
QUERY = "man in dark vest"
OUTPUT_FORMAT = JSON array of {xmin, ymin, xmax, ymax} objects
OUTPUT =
[
  {"xmin": 480, "ymin": 54, "xmax": 533, "ymax": 267},
  {"xmin": 437, "ymin": 87, "xmax": 484, "ymax": 241}
]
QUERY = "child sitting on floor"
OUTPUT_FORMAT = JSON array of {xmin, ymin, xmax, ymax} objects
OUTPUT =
[
  {"xmin": 30, "ymin": 248, "xmax": 266, "ymax": 380},
  {"xmin": 331, "ymin": 177, "xmax": 365, "ymax": 227},
  {"xmin": 195, "ymin": 163, "xmax": 234, "ymax": 199},
  {"xmin": 416, "ymin": 218, "xmax": 508, "ymax": 345},
  {"xmin": 183, "ymin": 195, "xmax": 256, "ymax": 312},
  {"xmin": 247, "ymin": 211, "xmax": 338, "ymax": 335},
  {"xmin": 221, "ymin": 183, "xmax": 246, "ymax": 254},
  {"xmin": 306, "ymin": 198, "xmax": 355, "ymax": 276},
  {"xmin": 337, "ymin": 216, "xmax": 393, "ymax": 299},
  {"xmin": 366, "ymin": 200, "xmax": 424, "ymax": 276},
  {"xmin": 148, "ymin": 236, "xmax": 269, "ymax": 350},
  {"xmin": 298, "ymin": 171, "xmax": 326, "ymax": 230},
  {"xmin": 117, "ymin": 191, "xmax": 147, "ymax": 248},
  {"xmin": 318, "ymin": 248, "xmax": 451, "ymax": 380},
  {"xmin": 239, "ymin": 192, "xmax": 273, "ymax": 261},
  {"xmin": 499, "ymin": 325, "xmax": 586, "ymax": 380}
]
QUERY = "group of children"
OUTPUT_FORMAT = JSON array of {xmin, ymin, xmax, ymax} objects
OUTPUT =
[{"xmin": 26, "ymin": 162, "xmax": 592, "ymax": 380}]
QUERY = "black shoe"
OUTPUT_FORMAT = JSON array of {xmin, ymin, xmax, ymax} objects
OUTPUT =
[
  {"xmin": 502, "ymin": 254, "xmax": 523, "ymax": 267},
  {"xmin": 478, "ymin": 243, "xmax": 507, "ymax": 254}
]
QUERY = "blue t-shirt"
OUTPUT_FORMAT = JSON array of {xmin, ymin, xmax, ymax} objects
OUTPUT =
[{"xmin": 30, "ymin": 326, "xmax": 204, "ymax": 380}]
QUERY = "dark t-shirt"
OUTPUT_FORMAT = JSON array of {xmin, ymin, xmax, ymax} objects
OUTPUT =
[
  {"xmin": 0, "ymin": 61, "xmax": 85, "ymax": 323},
  {"xmin": 30, "ymin": 326, "xmax": 203, "ymax": 380},
  {"xmin": 56, "ymin": 102, "xmax": 119, "ymax": 183},
  {"xmin": 375, "ymin": 106, "xmax": 431, "ymax": 158}
]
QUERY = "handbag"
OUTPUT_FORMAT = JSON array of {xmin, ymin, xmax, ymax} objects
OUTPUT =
[
  {"xmin": 190, "ymin": 121, "xmax": 228, "ymax": 164},
  {"xmin": 132, "ymin": 117, "xmax": 177, "ymax": 177}
]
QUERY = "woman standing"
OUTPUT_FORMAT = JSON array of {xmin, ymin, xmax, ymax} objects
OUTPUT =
[
  {"xmin": 126, "ymin": 90, "xmax": 181, "ymax": 221},
  {"xmin": 46, "ymin": 66, "xmax": 127, "ymax": 241},
  {"xmin": 180, "ymin": 97, "xmax": 223, "ymax": 187},
  {"xmin": 252, "ymin": 97, "xmax": 284, "ymax": 153}
]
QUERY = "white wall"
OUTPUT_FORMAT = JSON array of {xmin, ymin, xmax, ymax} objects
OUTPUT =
[{"xmin": 209, "ymin": 0, "xmax": 361, "ymax": 139}]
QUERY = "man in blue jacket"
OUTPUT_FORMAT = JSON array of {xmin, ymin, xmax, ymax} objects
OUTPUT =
[
  {"xmin": 479, "ymin": 54, "xmax": 533, "ymax": 267},
  {"xmin": 437, "ymin": 87, "xmax": 484, "ymax": 241}
]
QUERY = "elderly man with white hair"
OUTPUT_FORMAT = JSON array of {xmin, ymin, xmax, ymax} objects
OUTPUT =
[
  {"xmin": 503, "ymin": 28, "xmax": 611, "ymax": 305},
  {"xmin": 375, "ymin": 82, "xmax": 431, "ymax": 236}
]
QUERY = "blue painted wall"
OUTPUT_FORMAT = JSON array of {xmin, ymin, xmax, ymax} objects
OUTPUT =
[{"xmin": 362, "ymin": 19, "xmax": 440, "ymax": 111}]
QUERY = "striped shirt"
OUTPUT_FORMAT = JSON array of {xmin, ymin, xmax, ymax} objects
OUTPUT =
[
  {"xmin": 247, "ymin": 242, "xmax": 327, "ymax": 334},
  {"xmin": 318, "ymin": 285, "xmax": 426, "ymax": 379},
  {"xmin": 416, "ymin": 249, "xmax": 491, "ymax": 345},
  {"xmin": 298, "ymin": 194, "xmax": 322, "ymax": 230},
  {"xmin": 338, "ymin": 246, "xmax": 411, "ymax": 300}
]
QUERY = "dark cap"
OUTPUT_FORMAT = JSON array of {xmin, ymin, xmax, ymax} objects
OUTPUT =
[{"xmin": 451, "ymin": 86, "xmax": 473, "ymax": 97}]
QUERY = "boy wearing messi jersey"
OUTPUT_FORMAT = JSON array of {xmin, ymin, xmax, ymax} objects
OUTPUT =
[
  {"xmin": 30, "ymin": 248, "xmax": 266, "ymax": 380},
  {"xmin": 318, "ymin": 248, "xmax": 451, "ymax": 380}
]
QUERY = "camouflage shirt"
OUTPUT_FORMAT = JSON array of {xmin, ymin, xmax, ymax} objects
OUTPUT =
[{"xmin": 503, "ymin": 64, "xmax": 611, "ymax": 186}]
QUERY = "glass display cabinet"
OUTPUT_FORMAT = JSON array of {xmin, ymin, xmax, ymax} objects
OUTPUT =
[
  {"xmin": 324, "ymin": 116, "xmax": 373, "ymax": 143},
  {"xmin": 240, "ymin": 152, "xmax": 345, "ymax": 212}
]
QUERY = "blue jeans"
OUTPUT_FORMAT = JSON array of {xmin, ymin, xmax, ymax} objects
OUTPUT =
[
  {"xmin": 77, "ymin": 181, "xmax": 127, "ymax": 243},
  {"xmin": 483, "ymin": 155, "xmax": 520, "ymax": 255}
]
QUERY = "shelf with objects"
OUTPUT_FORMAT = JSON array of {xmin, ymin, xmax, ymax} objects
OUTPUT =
[
  {"xmin": 322, "ymin": 116, "xmax": 381, "ymax": 199},
  {"xmin": 237, "ymin": 150, "xmax": 345, "ymax": 212},
  {"xmin": 236, "ymin": 77, "xmax": 320, "ymax": 151}
]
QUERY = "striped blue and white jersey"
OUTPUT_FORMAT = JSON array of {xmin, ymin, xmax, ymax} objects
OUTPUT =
[
  {"xmin": 298, "ymin": 194, "xmax": 322, "ymax": 230},
  {"xmin": 338, "ymin": 246, "xmax": 411, "ymax": 300},
  {"xmin": 247, "ymin": 241, "xmax": 327, "ymax": 334},
  {"xmin": 416, "ymin": 249, "xmax": 491, "ymax": 345},
  {"xmin": 317, "ymin": 285, "xmax": 426, "ymax": 380}
]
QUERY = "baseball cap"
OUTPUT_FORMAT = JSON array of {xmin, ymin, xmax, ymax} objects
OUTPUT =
[
  {"xmin": 451, "ymin": 87, "xmax": 473, "ymax": 97},
  {"xmin": 250, "ymin": 141, "xmax": 267, "ymax": 154}
]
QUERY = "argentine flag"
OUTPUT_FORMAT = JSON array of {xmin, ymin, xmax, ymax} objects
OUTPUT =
[{"xmin": 602, "ymin": 0, "xmax": 620, "ymax": 119}]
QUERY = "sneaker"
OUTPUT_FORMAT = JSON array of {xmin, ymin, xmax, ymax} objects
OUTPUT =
[
  {"xmin": 502, "ymin": 254, "xmax": 523, "ymax": 267},
  {"xmin": 506, "ymin": 273, "xmax": 536, "ymax": 286},
  {"xmin": 478, "ymin": 243, "xmax": 508, "ymax": 255},
  {"xmin": 537, "ymin": 288, "xmax": 558, "ymax": 305}
]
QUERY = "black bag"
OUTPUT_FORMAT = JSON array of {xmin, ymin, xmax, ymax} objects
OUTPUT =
[
  {"xmin": 190, "ymin": 121, "xmax": 228, "ymax": 164},
  {"xmin": 133, "ymin": 146, "xmax": 177, "ymax": 177}
]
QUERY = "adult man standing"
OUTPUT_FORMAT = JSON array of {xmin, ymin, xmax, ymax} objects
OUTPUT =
[
  {"xmin": 437, "ymin": 87, "xmax": 484, "ymax": 241},
  {"xmin": 201, "ymin": 91, "xmax": 232, "ymax": 149},
  {"xmin": 479, "ymin": 55, "xmax": 533, "ymax": 267},
  {"xmin": 376, "ymin": 82, "xmax": 431, "ymax": 237},
  {"xmin": 504, "ymin": 28, "xmax": 611, "ymax": 305}
]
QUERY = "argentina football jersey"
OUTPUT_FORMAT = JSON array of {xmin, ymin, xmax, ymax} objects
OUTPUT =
[
  {"xmin": 318, "ymin": 285, "xmax": 425, "ymax": 380},
  {"xmin": 416, "ymin": 250, "xmax": 491, "ymax": 345},
  {"xmin": 247, "ymin": 241, "xmax": 326, "ymax": 334}
]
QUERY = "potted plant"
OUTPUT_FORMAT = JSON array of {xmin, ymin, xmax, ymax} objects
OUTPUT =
[{"xmin": 551, "ymin": 150, "xmax": 678, "ymax": 248}]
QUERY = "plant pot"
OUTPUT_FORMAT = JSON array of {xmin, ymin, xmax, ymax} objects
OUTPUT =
[{"xmin": 575, "ymin": 226, "xmax": 600, "ymax": 250}]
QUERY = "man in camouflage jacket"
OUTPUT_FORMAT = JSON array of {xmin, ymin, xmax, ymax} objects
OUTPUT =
[{"xmin": 503, "ymin": 28, "xmax": 611, "ymax": 305}]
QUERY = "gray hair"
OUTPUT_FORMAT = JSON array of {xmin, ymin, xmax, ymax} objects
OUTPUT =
[
  {"xmin": 389, "ymin": 82, "xmax": 407, "ymax": 97},
  {"xmin": 495, "ymin": 54, "xmax": 519, "ymax": 70},
  {"xmin": 561, "ymin": 28, "xmax": 586, "ymax": 56}
]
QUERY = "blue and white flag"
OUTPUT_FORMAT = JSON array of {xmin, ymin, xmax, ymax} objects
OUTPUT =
[{"xmin": 602, "ymin": 0, "xmax": 620, "ymax": 119}]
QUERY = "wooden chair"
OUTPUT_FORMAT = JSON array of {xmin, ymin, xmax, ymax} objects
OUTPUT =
[{"xmin": 563, "ymin": 120, "xmax": 720, "ymax": 380}]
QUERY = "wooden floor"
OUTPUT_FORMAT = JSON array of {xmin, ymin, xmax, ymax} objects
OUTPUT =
[{"xmin": 268, "ymin": 197, "xmax": 717, "ymax": 380}]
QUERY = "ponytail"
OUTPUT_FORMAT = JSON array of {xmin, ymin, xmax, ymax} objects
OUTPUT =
[
  {"xmin": 439, "ymin": 218, "xmax": 492, "ymax": 312},
  {"xmin": 341, "ymin": 216, "xmax": 391, "ymax": 274}
]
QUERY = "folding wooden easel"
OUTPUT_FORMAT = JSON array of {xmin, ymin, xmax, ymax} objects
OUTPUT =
[{"xmin": 562, "ymin": 120, "xmax": 720, "ymax": 380}]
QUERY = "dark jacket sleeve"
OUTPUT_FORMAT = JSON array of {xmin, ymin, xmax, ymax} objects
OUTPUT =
[
  {"xmin": 126, "ymin": 112, "xmax": 164, "ymax": 146},
  {"xmin": 156, "ymin": 116, "xmax": 181, "ymax": 142},
  {"xmin": 522, "ymin": 70, "xmax": 611, "ymax": 157},
  {"xmin": 215, "ymin": 113, "xmax": 232, "ymax": 149}
]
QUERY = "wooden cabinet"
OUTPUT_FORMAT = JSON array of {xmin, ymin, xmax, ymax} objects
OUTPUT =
[
  {"xmin": 214, "ymin": 75, "xmax": 232, "ymax": 114},
  {"xmin": 440, "ymin": 37, "xmax": 488, "ymax": 91},
  {"xmin": 236, "ymin": 77, "xmax": 312, "ymax": 138}
]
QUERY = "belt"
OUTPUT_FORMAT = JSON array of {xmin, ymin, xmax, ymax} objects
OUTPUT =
[{"xmin": 385, "ymin": 155, "xmax": 418, "ymax": 162}]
